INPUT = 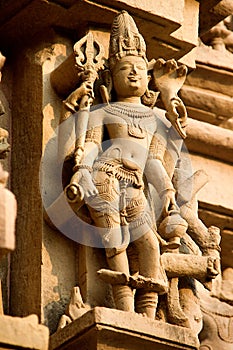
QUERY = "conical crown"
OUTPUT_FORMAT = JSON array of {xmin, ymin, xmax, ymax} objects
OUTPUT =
[{"xmin": 109, "ymin": 11, "xmax": 147, "ymax": 69}]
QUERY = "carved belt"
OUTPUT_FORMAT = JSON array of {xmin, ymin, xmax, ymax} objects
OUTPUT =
[{"xmin": 93, "ymin": 160, "xmax": 144, "ymax": 189}]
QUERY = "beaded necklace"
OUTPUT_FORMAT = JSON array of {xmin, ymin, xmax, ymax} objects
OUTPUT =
[{"xmin": 103, "ymin": 103, "xmax": 155, "ymax": 139}]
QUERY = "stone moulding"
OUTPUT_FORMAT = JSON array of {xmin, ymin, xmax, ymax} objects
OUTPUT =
[
  {"xmin": 0, "ymin": 314, "xmax": 49, "ymax": 350},
  {"xmin": 186, "ymin": 118, "xmax": 233, "ymax": 164},
  {"xmin": 50, "ymin": 307, "xmax": 199, "ymax": 350}
]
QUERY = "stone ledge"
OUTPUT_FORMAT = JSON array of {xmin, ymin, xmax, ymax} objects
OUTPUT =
[
  {"xmin": 50, "ymin": 307, "xmax": 199, "ymax": 350},
  {"xmin": 186, "ymin": 118, "xmax": 233, "ymax": 164},
  {"xmin": 0, "ymin": 314, "xmax": 49, "ymax": 350}
]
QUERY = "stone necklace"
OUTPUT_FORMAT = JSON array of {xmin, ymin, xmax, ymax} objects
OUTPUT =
[{"xmin": 103, "ymin": 103, "xmax": 155, "ymax": 139}]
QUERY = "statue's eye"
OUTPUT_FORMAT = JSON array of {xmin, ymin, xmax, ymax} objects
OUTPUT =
[{"xmin": 120, "ymin": 65, "xmax": 130, "ymax": 70}]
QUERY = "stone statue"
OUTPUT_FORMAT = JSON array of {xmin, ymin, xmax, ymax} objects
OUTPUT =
[
  {"xmin": 48, "ymin": 11, "xmax": 221, "ymax": 334},
  {"xmin": 198, "ymin": 268, "xmax": 233, "ymax": 350},
  {"xmin": 0, "ymin": 53, "xmax": 10, "ymax": 159},
  {"xmin": 201, "ymin": 15, "xmax": 233, "ymax": 52},
  {"xmin": 0, "ymin": 53, "xmax": 16, "ymax": 314}
]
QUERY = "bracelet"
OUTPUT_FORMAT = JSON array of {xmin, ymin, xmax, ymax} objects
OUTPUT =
[
  {"xmin": 159, "ymin": 188, "xmax": 176, "ymax": 198},
  {"xmin": 73, "ymin": 164, "xmax": 93, "ymax": 173},
  {"xmin": 63, "ymin": 101, "xmax": 76, "ymax": 113}
]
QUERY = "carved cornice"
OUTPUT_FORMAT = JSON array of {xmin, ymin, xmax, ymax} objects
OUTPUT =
[
  {"xmin": 186, "ymin": 118, "xmax": 233, "ymax": 164},
  {"xmin": 0, "ymin": 0, "xmax": 199, "ymax": 67},
  {"xmin": 199, "ymin": 0, "xmax": 233, "ymax": 35}
]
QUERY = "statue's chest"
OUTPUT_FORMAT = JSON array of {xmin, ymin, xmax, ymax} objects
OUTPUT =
[{"xmin": 104, "ymin": 109, "xmax": 156, "ymax": 139}]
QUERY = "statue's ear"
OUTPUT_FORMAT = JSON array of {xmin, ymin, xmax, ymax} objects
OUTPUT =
[
  {"xmin": 147, "ymin": 74, "xmax": 151, "ymax": 84},
  {"xmin": 103, "ymin": 69, "xmax": 112, "ymax": 90},
  {"xmin": 141, "ymin": 89, "xmax": 159, "ymax": 108},
  {"xmin": 100, "ymin": 69, "xmax": 112, "ymax": 104}
]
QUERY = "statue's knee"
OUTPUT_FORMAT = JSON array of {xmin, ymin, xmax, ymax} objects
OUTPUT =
[{"xmin": 136, "ymin": 230, "xmax": 160, "ymax": 252}]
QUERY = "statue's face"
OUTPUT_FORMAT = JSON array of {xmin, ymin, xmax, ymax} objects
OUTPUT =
[{"xmin": 112, "ymin": 56, "xmax": 148, "ymax": 99}]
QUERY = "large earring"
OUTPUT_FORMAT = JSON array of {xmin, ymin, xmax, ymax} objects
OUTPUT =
[
  {"xmin": 141, "ymin": 88, "xmax": 159, "ymax": 108},
  {"xmin": 100, "ymin": 69, "xmax": 112, "ymax": 104}
]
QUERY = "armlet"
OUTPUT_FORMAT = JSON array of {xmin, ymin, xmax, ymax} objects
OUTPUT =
[
  {"xmin": 148, "ymin": 135, "xmax": 166, "ymax": 162},
  {"xmin": 85, "ymin": 126, "xmax": 103, "ymax": 146}
]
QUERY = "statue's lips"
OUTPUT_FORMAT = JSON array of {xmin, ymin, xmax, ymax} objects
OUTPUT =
[{"xmin": 127, "ymin": 75, "xmax": 141, "ymax": 82}]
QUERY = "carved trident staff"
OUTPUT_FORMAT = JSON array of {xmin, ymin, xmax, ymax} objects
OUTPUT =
[
  {"xmin": 64, "ymin": 32, "xmax": 105, "ymax": 202},
  {"xmin": 72, "ymin": 32, "xmax": 105, "ymax": 169}
]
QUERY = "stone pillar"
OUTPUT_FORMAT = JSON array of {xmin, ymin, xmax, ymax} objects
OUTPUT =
[{"xmin": 9, "ymin": 35, "xmax": 78, "ymax": 333}]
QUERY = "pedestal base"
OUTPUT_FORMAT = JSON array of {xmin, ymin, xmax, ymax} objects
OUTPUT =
[
  {"xmin": 0, "ymin": 314, "xmax": 49, "ymax": 349},
  {"xmin": 50, "ymin": 307, "xmax": 199, "ymax": 350}
]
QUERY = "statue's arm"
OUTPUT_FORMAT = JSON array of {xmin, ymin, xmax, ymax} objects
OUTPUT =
[
  {"xmin": 144, "ymin": 137, "xmax": 177, "ymax": 214},
  {"xmin": 66, "ymin": 140, "xmax": 99, "ymax": 201},
  {"xmin": 66, "ymin": 114, "xmax": 103, "ymax": 201},
  {"xmin": 145, "ymin": 159, "xmax": 177, "ymax": 215}
]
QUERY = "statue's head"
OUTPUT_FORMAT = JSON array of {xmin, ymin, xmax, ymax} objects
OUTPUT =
[
  {"xmin": 109, "ymin": 11, "xmax": 147, "ymax": 69},
  {"xmin": 108, "ymin": 11, "xmax": 149, "ymax": 99}
]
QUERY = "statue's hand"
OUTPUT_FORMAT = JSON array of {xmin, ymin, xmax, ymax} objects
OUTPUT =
[
  {"xmin": 78, "ymin": 169, "xmax": 98, "ymax": 199},
  {"xmin": 162, "ymin": 189, "xmax": 178, "ymax": 216},
  {"xmin": 66, "ymin": 169, "xmax": 98, "ymax": 203},
  {"xmin": 64, "ymin": 82, "xmax": 94, "ymax": 112},
  {"xmin": 153, "ymin": 59, "xmax": 188, "ymax": 138}
]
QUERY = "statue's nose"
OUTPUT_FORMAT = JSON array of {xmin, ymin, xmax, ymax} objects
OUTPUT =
[{"xmin": 131, "ymin": 65, "xmax": 137, "ymax": 74}]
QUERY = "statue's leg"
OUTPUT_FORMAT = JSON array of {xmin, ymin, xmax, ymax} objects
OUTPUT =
[
  {"xmin": 133, "ymin": 230, "xmax": 163, "ymax": 318},
  {"xmin": 126, "ymin": 187, "xmax": 167, "ymax": 318},
  {"xmin": 106, "ymin": 251, "xmax": 134, "ymax": 312},
  {"xmin": 87, "ymin": 171, "xmax": 134, "ymax": 312}
]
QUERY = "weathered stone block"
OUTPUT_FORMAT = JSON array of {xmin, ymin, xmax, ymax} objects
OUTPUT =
[
  {"xmin": 50, "ymin": 307, "xmax": 199, "ymax": 350},
  {"xmin": 0, "ymin": 314, "xmax": 49, "ymax": 350}
]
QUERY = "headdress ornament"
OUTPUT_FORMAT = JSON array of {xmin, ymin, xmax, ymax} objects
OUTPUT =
[{"xmin": 109, "ymin": 11, "xmax": 147, "ymax": 69}]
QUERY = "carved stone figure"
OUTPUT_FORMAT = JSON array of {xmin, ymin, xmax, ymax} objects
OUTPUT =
[
  {"xmin": 0, "ymin": 52, "xmax": 5, "ymax": 117},
  {"xmin": 0, "ymin": 53, "xmax": 10, "ymax": 159},
  {"xmin": 0, "ymin": 163, "xmax": 16, "ymax": 262},
  {"xmin": 198, "ymin": 269, "xmax": 233, "ymax": 350},
  {"xmin": 201, "ymin": 15, "xmax": 233, "ymax": 52},
  {"xmin": 57, "ymin": 287, "xmax": 90, "ymax": 329},
  {"xmin": 48, "ymin": 11, "xmax": 221, "ymax": 334},
  {"xmin": 0, "ymin": 52, "xmax": 16, "ymax": 313},
  {"xmin": 0, "ymin": 128, "xmax": 10, "ymax": 159}
]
